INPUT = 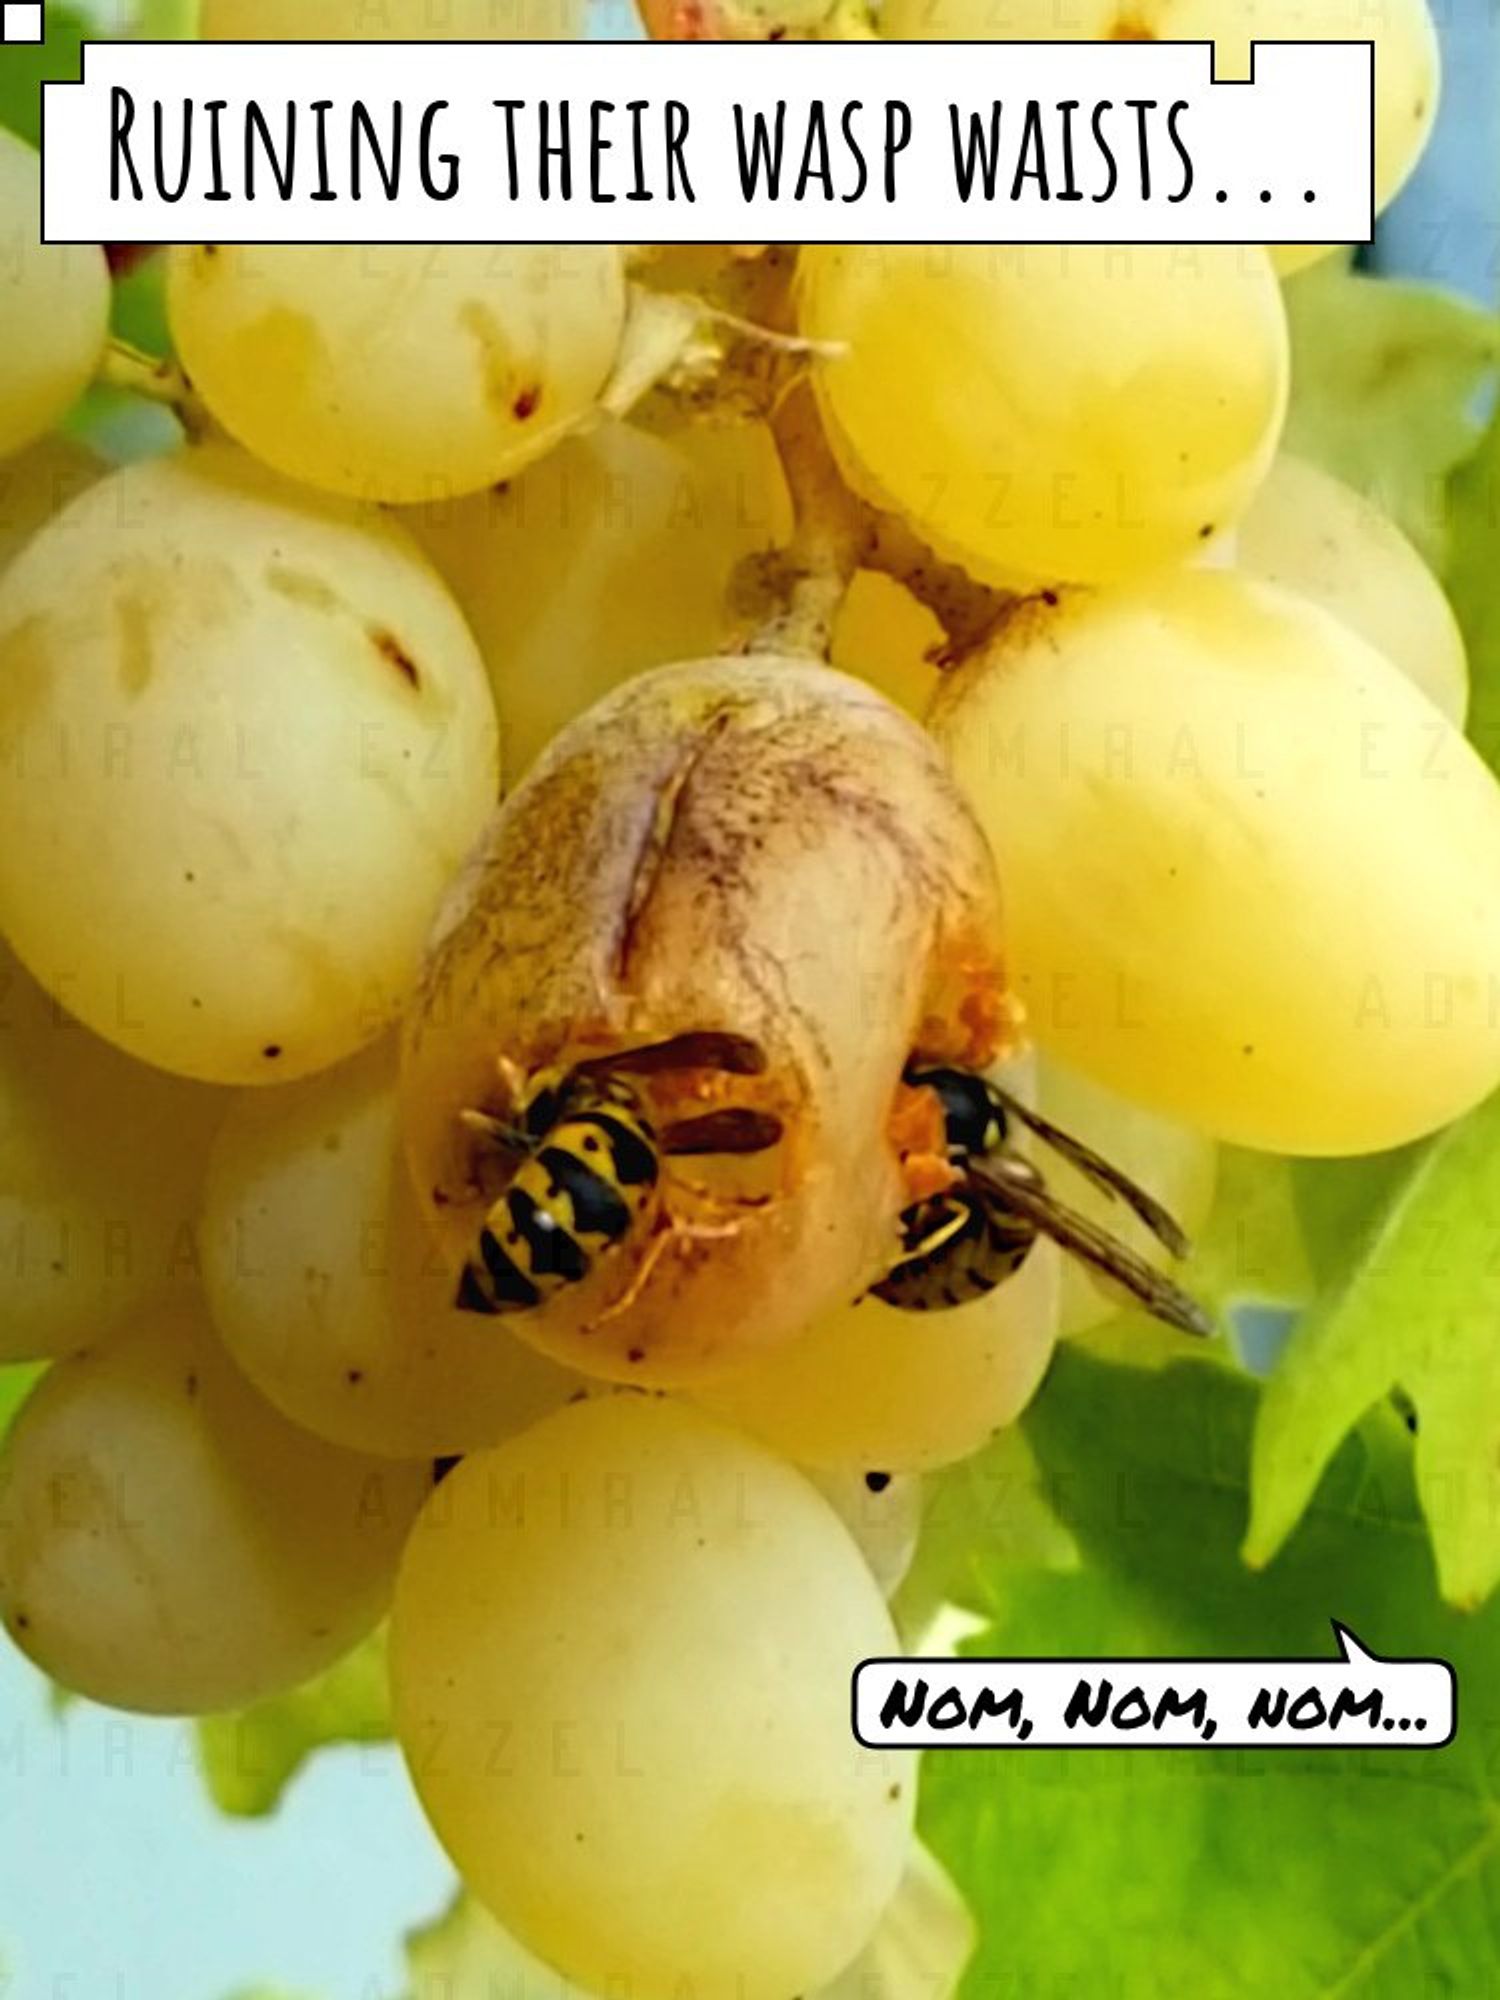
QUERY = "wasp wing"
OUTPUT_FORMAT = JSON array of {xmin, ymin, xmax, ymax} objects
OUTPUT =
[
  {"xmin": 983, "ymin": 1084, "xmax": 1192, "ymax": 1261},
  {"xmin": 662, "ymin": 1108, "xmax": 785, "ymax": 1157},
  {"xmin": 573, "ymin": 1032, "xmax": 769, "ymax": 1081},
  {"xmin": 966, "ymin": 1158, "xmax": 1214, "ymax": 1340}
]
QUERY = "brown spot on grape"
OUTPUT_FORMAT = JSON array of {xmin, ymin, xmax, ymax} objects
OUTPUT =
[
  {"xmin": 117, "ymin": 594, "xmax": 153, "ymax": 696},
  {"xmin": 1110, "ymin": 14, "xmax": 1155, "ymax": 38},
  {"xmin": 263, "ymin": 1045, "xmax": 283, "ymax": 1060},
  {"xmin": 512, "ymin": 384, "xmax": 543, "ymax": 421},
  {"xmin": 369, "ymin": 626, "xmax": 421, "ymax": 690}
]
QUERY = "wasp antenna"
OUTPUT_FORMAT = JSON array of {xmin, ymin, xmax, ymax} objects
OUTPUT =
[
  {"xmin": 985, "ymin": 1084, "xmax": 1192, "ymax": 1262},
  {"xmin": 967, "ymin": 1158, "xmax": 1215, "ymax": 1341},
  {"xmin": 459, "ymin": 1108, "xmax": 530, "ymax": 1153}
]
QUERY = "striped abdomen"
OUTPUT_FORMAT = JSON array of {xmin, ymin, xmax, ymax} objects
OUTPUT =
[
  {"xmin": 871, "ymin": 1188, "xmax": 1036, "ymax": 1313},
  {"xmin": 456, "ymin": 1079, "xmax": 661, "ymax": 1317}
]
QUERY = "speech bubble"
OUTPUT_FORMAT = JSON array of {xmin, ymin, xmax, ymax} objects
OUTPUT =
[{"xmin": 852, "ymin": 1623, "xmax": 1456, "ymax": 1751}]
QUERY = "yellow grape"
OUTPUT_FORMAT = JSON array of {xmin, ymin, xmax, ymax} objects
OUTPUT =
[
  {"xmin": 0, "ymin": 942, "xmax": 224, "ymax": 1364},
  {"xmin": 0, "ymin": 1298, "xmax": 430, "ymax": 1715},
  {"xmin": 0, "ymin": 133, "xmax": 110, "ymax": 461},
  {"xmin": 393, "ymin": 1396, "xmax": 913, "ymax": 2000},
  {"xmin": 800, "ymin": 244, "xmax": 1288, "ymax": 588},
  {"xmin": 696, "ymin": 1239, "xmax": 1057, "ymax": 1473},
  {"xmin": 1036, "ymin": 1056, "xmax": 1216, "ymax": 1338},
  {"xmin": 200, "ymin": 1041, "xmax": 579, "ymax": 1458},
  {"xmin": 933, "ymin": 571, "xmax": 1500, "ymax": 1155},
  {"xmin": 409, "ymin": 418, "xmax": 791, "ymax": 782},
  {"xmin": 831, "ymin": 570, "xmax": 943, "ymax": 718},
  {"xmin": 202, "ymin": 0, "xmax": 585, "ymax": 37},
  {"xmin": 169, "ymin": 245, "xmax": 627, "ymax": 505},
  {"xmin": 0, "ymin": 438, "xmax": 99, "ymax": 577},
  {"xmin": 0, "ymin": 445, "xmax": 498, "ymax": 1086},
  {"xmin": 1237, "ymin": 453, "xmax": 1468, "ymax": 726},
  {"xmin": 878, "ymin": 0, "xmax": 1440, "ymax": 277}
]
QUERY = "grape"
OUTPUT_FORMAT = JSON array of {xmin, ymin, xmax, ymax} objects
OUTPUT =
[
  {"xmin": 817, "ymin": 1842, "xmax": 976, "ymax": 2000},
  {"xmin": 830, "ymin": 570, "xmax": 943, "ymax": 718},
  {"xmin": 0, "ymin": 438, "xmax": 99, "ymax": 578},
  {"xmin": 391, "ymin": 1396, "xmax": 914, "ymax": 2000},
  {"xmin": 169, "ymin": 246, "xmax": 627, "ymax": 505},
  {"xmin": 0, "ymin": 942, "xmax": 224, "ymax": 1364},
  {"xmin": 403, "ymin": 656, "xmax": 1012, "ymax": 1385},
  {"xmin": 1035, "ymin": 1057, "xmax": 1216, "ymax": 1339},
  {"xmin": 200, "ymin": 1040, "xmax": 580, "ymax": 1458},
  {"xmin": 202, "ymin": 0, "xmax": 585, "ymax": 37},
  {"xmin": 804, "ymin": 1467, "xmax": 923, "ymax": 1598},
  {"xmin": 696, "ymin": 1231, "xmax": 1057, "ymax": 1473},
  {"xmin": 932, "ymin": 571, "xmax": 1500, "ymax": 1155},
  {"xmin": 409, "ymin": 418, "xmax": 791, "ymax": 782},
  {"xmin": 1236, "ymin": 453, "xmax": 1468, "ymax": 727},
  {"xmin": 799, "ymin": 244, "xmax": 1288, "ymax": 589},
  {"xmin": 876, "ymin": 0, "xmax": 1439, "ymax": 278},
  {"xmin": 0, "ymin": 134, "xmax": 110, "ymax": 462},
  {"xmin": 0, "ymin": 445, "xmax": 499, "ymax": 1087},
  {"xmin": 0, "ymin": 1298, "xmax": 430, "ymax": 1715}
]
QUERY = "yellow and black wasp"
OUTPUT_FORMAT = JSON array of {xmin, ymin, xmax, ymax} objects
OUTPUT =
[
  {"xmin": 873, "ymin": 1064, "xmax": 1214, "ymax": 1339},
  {"xmin": 454, "ymin": 1032, "xmax": 784, "ymax": 1318}
]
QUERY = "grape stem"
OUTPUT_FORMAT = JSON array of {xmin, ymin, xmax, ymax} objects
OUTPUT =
[{"xmin": 97, "ymin": 339, "xmax": 210, "ymax": 439}]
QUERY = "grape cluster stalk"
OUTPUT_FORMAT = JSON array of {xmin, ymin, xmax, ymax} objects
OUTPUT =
[{"xmin": 0, "ymin": 1, "xmax": 1477, "ymax": 1996}]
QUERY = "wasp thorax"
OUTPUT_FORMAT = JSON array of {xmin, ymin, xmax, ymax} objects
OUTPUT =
[{"xmin": 401, "ymin": 656, "xmax": 1015, "ymax": 1387}]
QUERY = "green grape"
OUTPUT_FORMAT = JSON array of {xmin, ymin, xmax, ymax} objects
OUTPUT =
[
  {"xmin": 1236, "ymin": 453, "xmax": 1468, "ymax": 726},
  {"xmin": 932, "ymin": 570, "xmax": 1500, "ymax": 1155},
  {"xmin": 804, "ymin": 1467, "xmax": 923, "ymax": 1598},
  {"xmin": 696, "ymin": 1223, "xmax": 1057, "ymax": 1472},
  {"xmin": 392, "ymin": 1396, "xmax": 913, "ymax": 2000},
  {"xmin": 202, "ymin": 0, "xmax": 585, "ymax": 37},
  {"xmin": 0, "ymin": 445, "xmax": 499, "ymax": 1087},
  {"xmin": 0, "ymin": 134, "xmax": 110, "ymax": 462},
  {"xmin": 200, "ymin": 1040, "xmax": 579, "ymax": 1458},
  {"xmin": 0, "ymin": 438, "xmax": 99, "ymax": 577},
  {"xmin": 169, "ymin": 245, "xmax": 627, "ymax": 505},
  {"xmin": 0, "ymin": 941, "xmax": 224, "ymax": 1364},
  {"xmin": 830, "ymin": 571, "xmax": 943, "ymax": 719},
  {"xmin": 409, "ymin": 418, "xmax": 791, "ymax": 782},
  {"xmin": 0, "ymin": 1297, "xmax": 430, "ymax": 1715},
  {"xmin": 1035, "ymin": 1056, "xmax": 1216, "ymax": 1339},
  {"xmin": 800, "ymin": 244, "xmax": 1288, "ymax": 588},
  {"xmin": 877, "ymin": 0, "xmax": 1439, "ymax": 278}
]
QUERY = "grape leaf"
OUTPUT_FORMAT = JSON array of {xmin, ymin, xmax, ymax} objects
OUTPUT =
[
  {"xmin": 1248, "ymin": 1087, "xmax": 1500, "ymax": 1608},
  {"xmin": 0, "ymin": 8, "xmax": 88, "ymax": 147},
  {"xmin": 921, "ymin": 1347, "xmax": 1500, "ymax": 2000},
  {"xmin": 1447, "ymin": 398, "xmax": 1500, "ymax": 778},
  {"xmin": 195, "ymin": 1627, "xmax": 392, "ymax": 1818},
  {"xmin": 0, "ymin": 1363, "xmax": 40, "ymax": 1440},
  {"xmin": 1282, "ymin": 260, "xmax": 1500, "ymax": 568}
]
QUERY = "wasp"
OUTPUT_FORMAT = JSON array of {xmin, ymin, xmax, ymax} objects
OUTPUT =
[
  {"xmin": 454, "ymin": 1032, "xmax": 784, "ymax": 1318},
  {"xmin": 873, "ymin": 1065, "xmax": 1214, "ymax": 1340}
]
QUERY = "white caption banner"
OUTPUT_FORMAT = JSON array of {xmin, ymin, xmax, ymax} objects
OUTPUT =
[
  {"xmin": 41, "ymin": 37, "xmax": 1373, "ymax": 244},
  {"xmin": 853, "ymin": 1625, "xmax": 1457, "ymax": 1751}
]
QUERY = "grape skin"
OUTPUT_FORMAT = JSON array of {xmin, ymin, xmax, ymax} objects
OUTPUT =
[
  {"xmin": 391, "ymin": 1396, "xmax": 914, "ymax": 2000},
  {"xmin": 199, "ymin": 1040, "xmax": 580, "ymax": 1458},
  {"xmin": 0, "ymin": 135, "xmax": 110, "ymax": 463},
  {"xmin": 0, "ymin": 439, "xmax": 100, "ymax": 578},
  {"xmin": 0, "ymin": 1299, "xmax": 430, "ymax": 1715},
  {"xmin": 169, "ymin": 245, "xmax": 627, "ymax": 505},
  {"xmin": 932, "ymin": 570, "xmax": 1500, "ymax": 1155},
  {"xmin": 0, "ymin": 445, "xmax": 499, "ymax": 1086},
  {"xmin": 800, "ymin": 243, "xmax": 1289, "ymax": 589},
  {"xmin": 1236, "ymin": 453, "xmax": 1468, "ymax": 727}
]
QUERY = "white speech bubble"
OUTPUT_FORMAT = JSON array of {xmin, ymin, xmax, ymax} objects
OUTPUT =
[
  {"xmin": 853, "ymin": 1623, "xmax": 1456, "ymax": 1751},
  {"xmin": 39, "ymin": 36, "xmax": 1373, "ymax": 246}
]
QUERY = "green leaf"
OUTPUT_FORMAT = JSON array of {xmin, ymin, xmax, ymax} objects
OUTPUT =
[
  {"xmin": 1248, "ymin": 1088, "xmax": 1500, "ymax": 1608},
  {"xmin": 0, "ymin": 1363, "xmax": 40, "ymax": 1440},
  {"xmin": 922, "ymin": 1347, "xmax": 1500, "ymax": 2000},
  {"xmin": 195, "ymin": 1627, "xmax": 392, "ymax": 1818},
  {"xmin": 1447, "ymin": 399, "xmax": 1500, "ymax": 778},
  {"xmin": 0, "ymin": 8, "xmax": 88, "ymax": 148},
  {"xmin": 1282, "ymin": 261, "xmax": 1500, "ymax": 568}
]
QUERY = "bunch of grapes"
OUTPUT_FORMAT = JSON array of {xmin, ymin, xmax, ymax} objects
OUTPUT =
[{"xmin": 0, "ymin": 0, "xmax": 1482, "ymax": 1995}]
